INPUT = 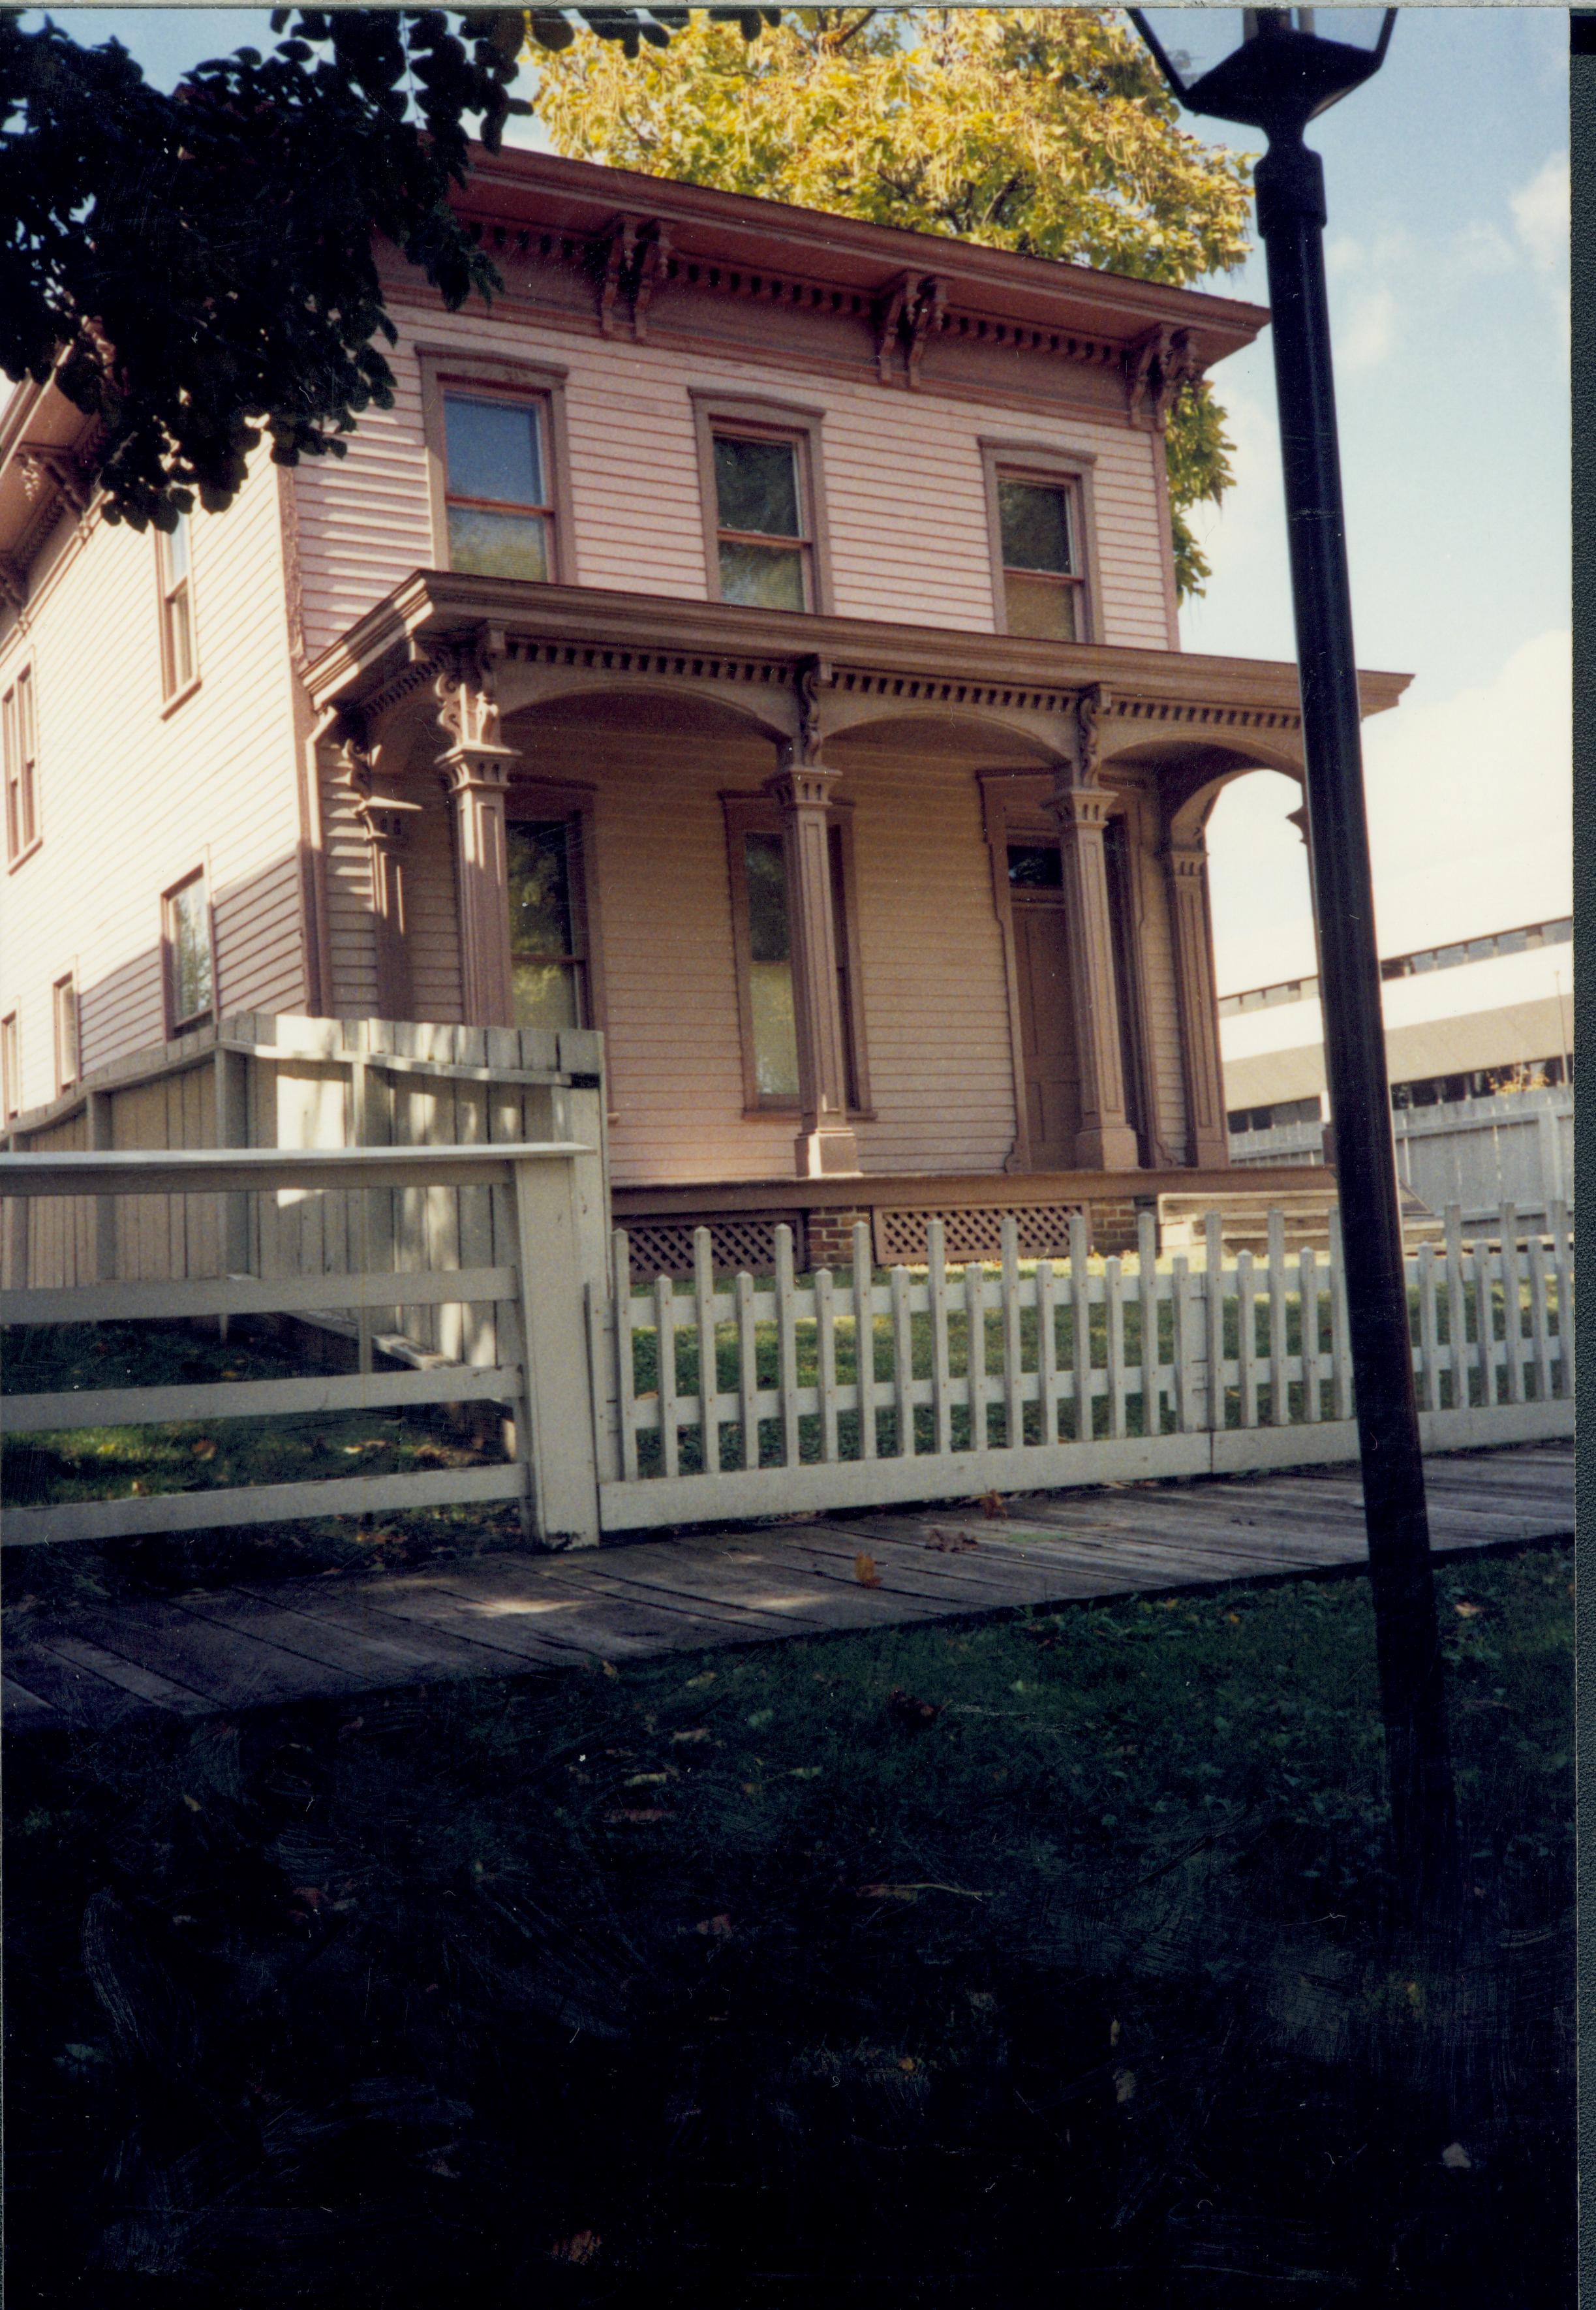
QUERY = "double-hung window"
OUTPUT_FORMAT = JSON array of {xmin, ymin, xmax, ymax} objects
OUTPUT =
[
  {"xmin": 507, "ymin": 812, "xmax": 591, "ymax": 1031},
  {"xmin": 982, "ymin": 446, "xmax": 1097, "ymax": 643},
  {"xmin": 442, "ymin": 392, "xmax": 555, "ymax": 582},
  {"xmin": 53, "ymin": 974, "xmax": 78, "ymax": 1094},
  {"xmin": 724, "ymin": 798, "xmax": 866, "ymax": 1115},
  {"xmin": 157, "ymin": 513, "xmax": 197, "ymax": 698},
  {"xmin": 695, "ymin": 395, "xmax": 829, "ymax": 613},
  {"xmin": 3, "ymin": 664, "xmax": 38, "ymax": 862},
  {"xmin": 165, "ymin": 870, "xmax": 214, "ymax": 1030}
]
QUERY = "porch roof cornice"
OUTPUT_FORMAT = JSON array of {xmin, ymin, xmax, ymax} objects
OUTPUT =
[{"xmin": 304, "ymin": 569, "xmax": 1412, "ymax": 743}]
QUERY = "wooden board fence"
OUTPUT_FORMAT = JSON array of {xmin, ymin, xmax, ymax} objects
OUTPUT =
[{"xmin": 592, "ymin": 1199, "xmax": 1574, "ymax": 1531}]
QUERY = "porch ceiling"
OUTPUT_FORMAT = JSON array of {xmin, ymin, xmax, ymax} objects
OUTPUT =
[{"xmin": 305, "ymin": 570, "xmax": 1411, "ymax": 775}]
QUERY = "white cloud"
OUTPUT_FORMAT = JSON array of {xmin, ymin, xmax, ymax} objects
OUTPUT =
[
  {"xmin": 1338, "ymin": 284, "xmax": 1398, "ymax": 372},
  {"xmin": 1450, "ymin": 219, "xmax": 1516, "ymax": 278},
  {"xmin": 1511, "ymin": 152, "xmax": 1569, "ymax": 277}
]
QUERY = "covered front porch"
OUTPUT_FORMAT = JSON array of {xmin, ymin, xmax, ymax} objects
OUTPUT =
[{"xmin": 306, "ymin": 572, "xmax": 1403, "ymax": 1254}]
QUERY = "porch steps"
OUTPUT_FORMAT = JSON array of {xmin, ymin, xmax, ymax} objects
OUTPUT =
[{"xmin": 1156, "ymin": 1184, "xmax": 1443, "ymax": 1258}]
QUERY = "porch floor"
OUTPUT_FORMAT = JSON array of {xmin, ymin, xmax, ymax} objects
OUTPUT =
[{"xmin": 3, "ymin": 1441, "xmax": 1572, "ymax": 1734}]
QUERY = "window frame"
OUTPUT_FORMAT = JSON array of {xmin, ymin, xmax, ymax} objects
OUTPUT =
[
  {"xmin": 504, "ymin": 780, "xmax": 606, "ymax": 1039},
  {"xmin": 162, "ymin": 865, "xmax": 217, "ymax": 1035},
  {"xmin": 417, "ymin": 348, "xmax": 576, "ymax": 587},
  {"xmin": 1, "ymin": 1009, "xmax": 19, "ymax": 1122},
  {"xmin": 3, "ymin": 661, "xmax": 39, "ymax": 867},
  {"xmin": 52, "ymin": 971, "xmax": 79, "ymax": 1095},
  {"xmin": 722, "ymin": 791, "xmax": 870, "ymax": 1120},
  {"xmin": 979, "ymin": 439, "xmax": 1102, "ymax": 645},
  {"xmin": 692, "ymin": 392, "xmax": 833, "ymax": 615},
  {"xmin": 155, "ymin": 513, "xmax": 200, "ymax": 708}
]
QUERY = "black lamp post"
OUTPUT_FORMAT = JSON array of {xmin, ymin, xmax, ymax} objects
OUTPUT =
[{"xmin": 1129, "ymin": 7, "xmax": 1459, "ymax": 1922}]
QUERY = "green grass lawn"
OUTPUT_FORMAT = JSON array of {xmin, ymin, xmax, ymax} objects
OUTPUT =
[{"xmin": 5, "ymin": 1541, "xmax": 1572, "ymax": 2307}]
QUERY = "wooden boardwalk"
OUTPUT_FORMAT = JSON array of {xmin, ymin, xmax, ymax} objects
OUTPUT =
[{"xmin": 3, "ymin": 1442, "xmax": 1573, "ymax": 1734}]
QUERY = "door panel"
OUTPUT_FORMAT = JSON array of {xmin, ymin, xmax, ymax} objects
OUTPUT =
[{"xmin": 1013, "ymin": 897, "xmax": 1080, "ymax": 1167}]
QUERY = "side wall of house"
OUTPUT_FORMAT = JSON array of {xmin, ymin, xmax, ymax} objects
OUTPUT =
[
  {"xmin": 0, "ymin": 457, "xmax": 307, "ymax": 1115},
  {"xmin": 292, "ymin": 300, "xmax": 1176, "ymax": 663}
]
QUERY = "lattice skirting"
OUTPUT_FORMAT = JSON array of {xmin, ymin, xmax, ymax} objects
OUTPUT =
[
  {"xmin": 621, "ymin": 1212, "xmax": 808, "ymax": 1280},
  {"xmin": 874, "ymin": 1203, "xmax": 1084, "ymax": 1265}
]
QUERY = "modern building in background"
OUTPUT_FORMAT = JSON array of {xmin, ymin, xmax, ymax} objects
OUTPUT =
[{"xmin": 1221, "ymin": 915, "xmax": 1574, "ymax": 1226}]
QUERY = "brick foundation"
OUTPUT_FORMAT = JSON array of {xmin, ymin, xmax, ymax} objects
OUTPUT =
[{"xmin": 804, "ymin": 1207, "xmax": 872, "ymax": 1270}]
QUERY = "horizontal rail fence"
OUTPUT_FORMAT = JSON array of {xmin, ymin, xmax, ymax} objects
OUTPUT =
[
  {"xmin": 594, "ymin": 1200, "xmax": 1575, "ymax": 1531},
  {"xmin": 0, "ymin": 1017, "xmax": 606, "ymax": 1382},
  {"xmin": 0, "ymin": 1144, "xmax": 605, "ymax": 1551}
]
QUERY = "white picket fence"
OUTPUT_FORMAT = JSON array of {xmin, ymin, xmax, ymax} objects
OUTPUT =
[
  {"xmin": 0, "ymin": 1143, "xmax": 604, "ymax": 1550},
  {"xmin": 591, "ymin": 1201, "xmax": 1575, "ymax": 1531}
]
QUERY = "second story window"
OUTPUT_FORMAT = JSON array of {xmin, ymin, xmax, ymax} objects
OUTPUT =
[
  {"xmin": 165, "ymin": 870, "xmax": 214, "ymax": 1030},
  {"xmin": 157, "ymin": 513, "xmax": 197, "ymax": 698},
  {"xmin": 996, "ymin": 475, "xmax": 1085, "ymax": 640},
  {"xmin": 711, "ymin": 431, "xmax": 812, "ymax": 610},
  {"xmin": 53, "ymin": 974, "xmax": 78, "ymax": 1094},
  {"xmin": 444, "ymin": 393, "xmax": 554, "ymax": 582},
  {"xmin": 3, "ymin": 664, "xmax": 38, "ymax": 863}
]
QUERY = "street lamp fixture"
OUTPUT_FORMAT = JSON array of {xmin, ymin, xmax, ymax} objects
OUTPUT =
[{"xmin": 1128, "ymin": 6, "xmax": 1458, "ymax": 1922}]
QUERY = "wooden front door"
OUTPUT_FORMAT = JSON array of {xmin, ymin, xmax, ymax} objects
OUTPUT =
[{"xmin": 1011, "ymin": 882, "xmax": 1081, "ymax": 1168}]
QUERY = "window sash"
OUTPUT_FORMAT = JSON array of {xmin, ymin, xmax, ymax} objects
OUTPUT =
[
  {"xmin": 166, "ymin": 875, "xmax": 214, "ymax": 1026},
  {"xmin": 712, "ymin": 430, "xmax": 812, "ymax": 610},
  {"xmin": 3, "ymin": 669, "xmax": 37, "ymax": 859},
  {"xmin": 507, "ymin": 816, "xmax": 588, "ymax": 1033},
  {"xmin": 443, "ymin": 393, "xmax": 555, "ymax": 583},
  {"xmin": 54, "ymin": 978, "xmax": 78, "ymax": 1090}
]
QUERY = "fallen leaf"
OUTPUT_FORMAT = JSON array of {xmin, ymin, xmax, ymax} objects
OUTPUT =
[
  {"xmin": 181, "ymin": 1794, "xmax": 201, "ymax": 1813},
  {"xmin": 606, "ymin": 1807, "xmax": 670, "ymax": 1825},
  {"xmin": 550, "ymin": 2231, "xmax": 601, "ymax": 2266},
  {"xmin": 191, "ymin": 1438, "xmax": 217, "ymax": 1460},
  {"xmin": 1441, "ymin": 2142, "xmax": 1473, "ymax": 2170},
  {"xmin": 980, "ymin": 1490, "xmax": 1009, "ymax": 1520},
  {"xmin": 337, "ymin": 1717, "xmax": 365, "ymax": 1738},
  {"xmin": 129, "ymin": 1480, "xmax": 144, "ymax": 1495},
  {"xmin": 888, "ymin": 1687, "xmax": 942, "ymax": 1729},
  {"xmin": 1109, "ymin": 2019, "xmax": 1121, "ymax": 2045},
  {"xmin": 671, "ymin": 1727, "xmax": 710, "ymax": 1746},
  {"xmin": 685, "ymin": 1671, "xmax": 717, "ymax": 1688},
  {"xmin": 926, "ymin": 1527, "xmax": 978, "ymax": 1552},
  {"xmin": 1114, "ymin": 2067, "xmax": 1137, "ymax": 2104},
  {"xmin": 855, "ymin": 1552, "xmax": 883, "ymax": 1588},
  {"xmin": 898, "ymin": 2056, "xmax": 917, "ymax": 2072},
  {"xmin": 694, "ymin": 1913, "xmax": 733, "ymax": 1938},
  {"xmin": 1454, "ymin": 1600, "xmax": 1482, "ymax": 1619},
  {"xmin": 790, "ymin": 1765, "xmax": 823, "ymax": 1779},
  {"xmin": 600, "ymin": 1660, "xmax": 619, "ymax": 1678},
  {"xmin": 745, "ymin": 1708, "xmax": 774, "ymax": 1729},
  {"xmin": 1225, "ymin": 1612, "xmax": 1242, "ymax": 1625},
  {"xmin": 625, "ymin": 1770, "xmax": 671, "ymax": 1787}
]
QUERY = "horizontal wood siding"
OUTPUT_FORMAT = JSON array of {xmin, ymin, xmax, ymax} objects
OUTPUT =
[
  {"xmin": 293, "ymin": 305, "xmax": 1176, "ymax": 660},
  {"xmin": 0, "ymin": 452, "xmax": 306, "ymax": 1116}
]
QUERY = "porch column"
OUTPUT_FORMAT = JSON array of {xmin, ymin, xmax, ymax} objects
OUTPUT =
[
  {"xmin": 771, "ymin": 762, "xmax": 859, "ymax": 1178},
  {"xmin": 440, "ymin": 748, "xmax": 517, "ymax": 1029},
  {"xmin": 1051, "ymin": 780, "xmax": 1141, "ymax": 1171},
  {"xmin": 1163, "ymin": 840, "xmax": 1230, "ymax": 1168},
  {"xmin": 355, "ymin": 795, "xmax": 422, "ymax": 1023}
]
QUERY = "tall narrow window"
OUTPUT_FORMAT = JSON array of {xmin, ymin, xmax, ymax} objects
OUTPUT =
[
  {"xmin": 444, "ymin": 393, "xmax": 553, "ymax": 581},
  {"xmin": 996, "ymin": 475, "xmax": 1084, "ymax": 639},
  {"xmin": 712, "ymin": 433, "xmax": 810, "ymax": 610},
  {"xmin": 743, "ymin": 830, "xmax": 801, "ymax": 1100},
  {"xmin": 53, "ymin": 974, "xmax": 78, "ymax": 1093},
  {"xmin": 1, "ymin": 1011, "xmax": 18, "ymax": 1121},
  {"xmin": 157, "ymin": 514, "xmax": 196, "ymax": 697},
  {"xmin": 726, "ymin": 800, "xmax": 866, "ymax": 1116},
  {"xmin": 3, "ymin": 664, "xmax": 38, "ymax": 861},
  {"xmin": 507, "ymin": 819, "xmax": 587, "ymax": 1030},
  {"xmin": 165, "ymin": 871, "xmax": 214, "ymax": 1029}
]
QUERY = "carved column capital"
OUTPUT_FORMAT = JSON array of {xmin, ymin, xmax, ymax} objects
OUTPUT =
[{"xmin": 438, "ymin": 746, "xmax": 517, "ymax": 799}]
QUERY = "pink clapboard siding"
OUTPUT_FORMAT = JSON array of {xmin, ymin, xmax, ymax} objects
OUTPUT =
[
  {"xmin": 0, "ymin": 454, "xmax": 307, "ymax": 1113},
  {"xmin": 292, "ymin": 301, "xmax": 1177, "ymax": 663}
]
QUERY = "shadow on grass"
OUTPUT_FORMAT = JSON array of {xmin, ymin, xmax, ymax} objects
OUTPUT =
[{"xmin": 3, "ymin": 1544, "xmax": 1572, "ymax": 2307}]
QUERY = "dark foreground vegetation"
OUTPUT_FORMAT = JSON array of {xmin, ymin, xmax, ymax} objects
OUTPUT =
[{"xmin": 5, "ymin": 1543, "xmax": 1572, "ymax": 2308}]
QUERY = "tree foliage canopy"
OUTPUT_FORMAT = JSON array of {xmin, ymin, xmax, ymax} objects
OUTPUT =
[
  {"xmin": 535, "ymin": 8, "xmax": 1255, "ymax": 597},
  {"xmin": 0, "ymin": 6, "xmax": 768, "ymax": 530}
]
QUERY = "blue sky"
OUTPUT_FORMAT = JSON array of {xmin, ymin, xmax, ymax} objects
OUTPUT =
[{"xmin": 31, "ymin": 7, "xmax": 1571, "ymax": 993}]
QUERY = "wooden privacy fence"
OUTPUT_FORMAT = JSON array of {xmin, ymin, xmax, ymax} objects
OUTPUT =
[
  {"xmin": 592, "ymin": 1201, "xmax": 1575, "ymax": 1531},
  {"xmin": 0, "ymin": 1144, "xmax": 604, "ymax": 1551}
]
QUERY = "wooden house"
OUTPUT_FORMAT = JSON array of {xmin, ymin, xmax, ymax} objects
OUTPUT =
[{"xmin": 0, "ymin": 148, "xmax": 1407, "ymax": 1272}]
